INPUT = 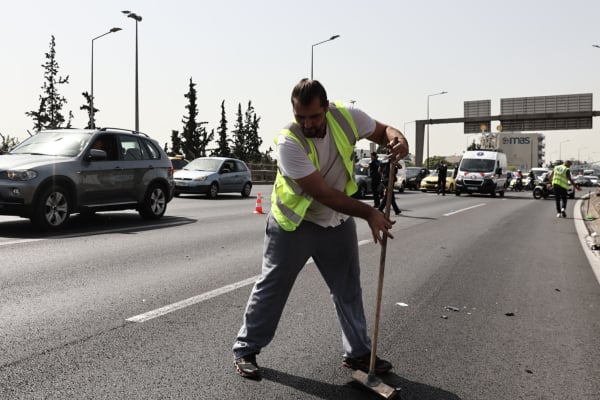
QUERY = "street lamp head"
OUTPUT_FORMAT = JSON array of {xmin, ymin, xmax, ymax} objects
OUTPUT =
[
  {"xmin": 441, "ymin": 91, "xmax": 448, "ymax": 94},
  {"xmin": 330, "ymin": 35, "xmax": 340, "ymax": 40},
  {"xmin": 122, "ymin": 10, "xmax": 142, "ymax": 21},
  {"xmin": 593, "ymin": 44, "xmax": 600, "ymax": 48},
  {"xmin": 110, "ymin": 27, "xmax": 122, "ymax": 33}
]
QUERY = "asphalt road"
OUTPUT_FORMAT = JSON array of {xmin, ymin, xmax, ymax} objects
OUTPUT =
[{"xmin": 1, "ymin": 186, "xmax": 599, "ymax": 399}]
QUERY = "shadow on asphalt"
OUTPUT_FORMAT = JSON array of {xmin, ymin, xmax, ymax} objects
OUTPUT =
[
  {"xmin": 261, "ymin": 368, "xmax": 461, "ymax": 400},
  {"xmin": 0, "ymin": 214, "xmax": 196, "ymax": 240}
]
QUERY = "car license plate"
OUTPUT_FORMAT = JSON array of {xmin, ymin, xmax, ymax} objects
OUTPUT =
[
  {"xmin": 467, "ymin": 186, "xmax": 478, "ymax": 190},
  {"xmin": 176, "ymin": 181, "xmax": 189, "ymax": 187}
]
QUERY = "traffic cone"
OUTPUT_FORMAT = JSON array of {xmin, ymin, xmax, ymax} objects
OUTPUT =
[{"xmin": 254, "ymin": 192, "xmax": 264, "ymax": 214}]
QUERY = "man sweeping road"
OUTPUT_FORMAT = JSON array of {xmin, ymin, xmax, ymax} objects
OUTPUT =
[{"xmin": 232, "ymin": 78, "xmax": 409, "ymax": 380}]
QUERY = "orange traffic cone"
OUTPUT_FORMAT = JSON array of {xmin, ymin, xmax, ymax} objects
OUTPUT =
[{"xmin": 254, "ymin": 192, "xmax": 264, "ymax": 214}]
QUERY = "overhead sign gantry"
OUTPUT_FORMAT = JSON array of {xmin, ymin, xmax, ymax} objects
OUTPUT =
[{"xmin": 413, "ymin": 93, "xmax": 598, "ymax": 166}]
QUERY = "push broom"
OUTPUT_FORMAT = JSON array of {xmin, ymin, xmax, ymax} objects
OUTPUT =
[{"xmin": 351, "ymin": 146, "xmax": 399, "ymax": 399}]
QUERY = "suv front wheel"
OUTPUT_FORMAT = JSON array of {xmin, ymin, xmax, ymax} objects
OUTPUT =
[
  {"xmin": 139, "ymin": 184, "xmax": 167, "ymax": 220},
  {"xmin": 32, "ymin": 185, "xmax": 71, "ymax": 230}
]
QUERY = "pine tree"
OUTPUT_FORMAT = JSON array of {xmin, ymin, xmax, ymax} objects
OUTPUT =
[
  {"xmin": 212, "ymin": 100, "xmax": 231, "ymax": 157},
  {"xmin": 80, "ymin": 91, "xmax": 97, "ymax": 128},
  {"xmin": 180, "ymin": 77, "xmax": 213, "ymax": 159},
  {"xmin": 0, "ymin": 132, "xmax": 19, "ymax": 154},
  {"xmin": 26, "ymin": 35, "xmax": 71, "ymax": 131},
  {"xmin": 231, "ymin": 103, "xmax": 245, "ymax": 160},
  {"xmin": 170, "ymin": 129, "xmax": 182, "ymax": 155},
  {"xmin": 27, "ymin": 97, "xmax": 49, "ymax": 131},
  {"xmin": 243, "ymin": 101, "xmax": 263, "ymax": 162}
]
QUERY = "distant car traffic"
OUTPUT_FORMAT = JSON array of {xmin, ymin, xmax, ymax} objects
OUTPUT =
[
  {"xmin": 173, "ymin": 157, "xmax": 252, "ymax": 198},
  {"xmin": 353, "ymin": 162, "xmax": 372, "ymax": 199},
  {"xmin": 0, "ymin": 127, "xmax": 174, "ymax": 230},
  {"xmin": 524, "ymin": 167, "xmax": 551, "ymax": 188},
  {"xmin": 169, "ymin": 155, "xmax": 189, "ymax": 171},
  {"xmin": 404, "ymin": 167, "xmax": 425, "ymax": 190},
  {"xmin": 420, "ymin": 169, "xmax": 455, "ymax": 193},
  {"xmin": 574, "ymin": 175, "xmax": 598, "ymax": 187}
]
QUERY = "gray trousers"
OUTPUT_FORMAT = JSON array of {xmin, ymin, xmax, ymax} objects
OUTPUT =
[{"xmin": 233, "ymin": 213, "xmax": 371, "ymax": 359}]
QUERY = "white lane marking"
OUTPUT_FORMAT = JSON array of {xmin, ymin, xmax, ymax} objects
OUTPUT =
[
  {"xmin": 126, "ymin": 276, "xmax": 260, "ymax": 323},
  {"xmin": 443, "ymin": 203, "xmax": 486, "ymax": 216},
  {"xmin": 0, "ymin": 221, "xmax": 185, "ymax": 247},
  {"xmin": 574, "ymin": 198, "xmax": 600, "ymax": 285},
  {"xmin": 127, "ymin": 240, "xmax": 373, "ymax": 323}
]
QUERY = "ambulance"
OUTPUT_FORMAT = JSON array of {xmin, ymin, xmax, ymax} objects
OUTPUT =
[{"xmin": 455, "ymin": 150, "xmax": 507, "ymax": 197}]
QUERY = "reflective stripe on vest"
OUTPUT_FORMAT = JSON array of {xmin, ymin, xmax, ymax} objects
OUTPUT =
[
  {"xmin": 552, "ymin": 165, "xmax": 569, "ymax": 189},
  {"xmin": 271, "ymin": 102, "xmax": 359, "ymax": 231}
]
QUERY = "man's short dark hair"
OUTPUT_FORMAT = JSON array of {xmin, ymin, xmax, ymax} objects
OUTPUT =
[{"xmin": 291, "ymin": 78, "xmax": 328, "ymax": 107}]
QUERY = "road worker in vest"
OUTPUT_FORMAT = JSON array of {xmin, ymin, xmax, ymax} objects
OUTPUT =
[
  {"xmin": 232, "ymin": 79, "xmax": 409, "ymax": 380},
  {"xmin": 548, "ymin": 160, "xmax": 578, "ymax": 218}
]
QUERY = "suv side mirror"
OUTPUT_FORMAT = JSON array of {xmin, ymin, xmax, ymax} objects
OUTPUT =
[{"xmin": 88, "ymin": 148, "xmax": 107, "ymax": 161}]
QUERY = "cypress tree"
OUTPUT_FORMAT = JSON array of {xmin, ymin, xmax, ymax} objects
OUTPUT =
[{"xmin": 26, "ymin": 35, "xmax": 71, "ymax": 130}]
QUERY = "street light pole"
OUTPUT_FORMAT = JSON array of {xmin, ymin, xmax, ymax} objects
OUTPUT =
[
  {"xmin": 122, "ymin": 10, "xmax": 143, "ymax": 132},
  {"xmin": 578, "ymin": 146, "xmax": 586, "ymax": 163},
  {"xmin": 311, "ymin": 35, "xmax": 340, "ymax": 80},
  {"xmin": 426, "ymin": 91, "xmax": 448, "ymax": 168},
  {"xmin": 91, "ymin": 27, "xmax": 121, "ymax": 129},
  {"xmin": 559, "ymin": 139, "xmax": 570, "ymax": 161}
]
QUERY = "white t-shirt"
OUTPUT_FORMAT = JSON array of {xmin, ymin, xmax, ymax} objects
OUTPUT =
[{"xmin": 276, "ymin": 106, "xmax": 376, "ymax": 227}]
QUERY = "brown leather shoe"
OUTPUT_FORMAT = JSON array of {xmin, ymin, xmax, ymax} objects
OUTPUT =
[{"xmin": 234, "ymin": 353, "xmax": 261, "ymax": 380}]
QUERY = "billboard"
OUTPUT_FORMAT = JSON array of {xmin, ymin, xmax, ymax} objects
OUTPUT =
[
  {"xmin": 464, "ymin": 100, "xmax": 491, "ymax": 133},
  {"xmin": 500, "ymin": 93, "xmax": 592, "ymax": 131}
]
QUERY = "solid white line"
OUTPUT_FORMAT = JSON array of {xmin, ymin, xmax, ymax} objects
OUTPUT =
[
  {"xmin": 573, "ymin": 198, "xmax": 600, "ymax": 285},
  {"xmin": 126, "ymin": 276, "xmax": 261, "ymax": 323},
  {"xmin": 126, "ymin": 239, "xmax": 373, "ymax": 323},
  {"xmin": 443, "ymin": 203, "xmax": 486, "ymax": 216}
]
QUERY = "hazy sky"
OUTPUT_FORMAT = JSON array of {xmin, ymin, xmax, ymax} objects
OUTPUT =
[{"xmin": 2, "ymin": 0, "xmax": 600, "ymax": 163}]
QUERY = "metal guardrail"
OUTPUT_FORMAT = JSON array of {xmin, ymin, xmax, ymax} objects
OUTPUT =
[{"xmin": 248, "ymin": 163, "xmax": 277, "ymax": 184}]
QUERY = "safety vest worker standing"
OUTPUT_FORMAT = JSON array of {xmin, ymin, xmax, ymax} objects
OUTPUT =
[{"xmin": 549, "ymin": 160, "xmax": 578, "ymax": 218}]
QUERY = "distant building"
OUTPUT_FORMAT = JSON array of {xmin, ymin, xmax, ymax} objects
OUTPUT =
[{"xmin": 496, "ymin": 132, "xmax": 545, "ymax": 170}]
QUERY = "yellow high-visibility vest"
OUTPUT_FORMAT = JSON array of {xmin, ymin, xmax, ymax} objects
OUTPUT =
[
  {"xmin": 271, "ymin": 101, "xmax": 359, "ymax": 231},
  {"xmin": 552, "ymin": 164, "xmax": 569, "ymax": 189}
]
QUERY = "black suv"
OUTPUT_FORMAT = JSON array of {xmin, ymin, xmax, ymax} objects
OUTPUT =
[{"xmin": 0, "ymin": 128, "xmax": 174, "ymax": 230}]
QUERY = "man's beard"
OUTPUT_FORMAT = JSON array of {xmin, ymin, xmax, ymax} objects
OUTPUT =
[{"xmin": 301, "ymin": 122, "xmax": 327, "ymax": 138}]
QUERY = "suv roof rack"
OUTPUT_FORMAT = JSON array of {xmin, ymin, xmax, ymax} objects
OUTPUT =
[{"xmin": 98, "ymin": 127, "xmax": 150, "ymax": 138}]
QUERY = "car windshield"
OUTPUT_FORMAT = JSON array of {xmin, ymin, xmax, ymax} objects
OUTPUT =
[
  {"xmin": 184, "ymin": 158, "xmax": 222, "ymax": 172},
  {"xmin": 460, "ymin": 158, "xmax": 495, "ymax": 172},
  {"xmin": 10, "ymin": 131, "xmax": 92, "ymax": 157},
  {"xmin": 406, "ymin": 168, "xmax": 421, "ymax": 178},
  {"xmin": 532, "ymin": 169, "xmax": 549, "ymax": 177}
]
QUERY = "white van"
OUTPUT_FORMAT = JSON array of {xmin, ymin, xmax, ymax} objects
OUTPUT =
[{"xmin": 455, "ymin": 150, "xmax": 507, "ymax": 197}]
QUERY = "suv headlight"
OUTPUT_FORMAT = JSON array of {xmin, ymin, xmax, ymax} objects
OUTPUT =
[
  {"xmin": 194, "ymin": 176, "xmax": 208, "ymax": 181},
  {"xmin": 7, "ymin": 170, "xmax": 38, "ymax": 181}
]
